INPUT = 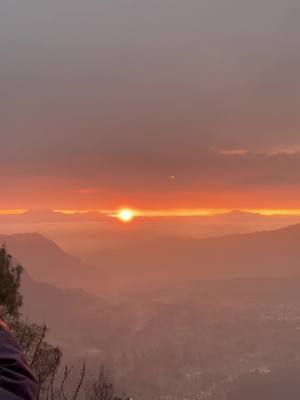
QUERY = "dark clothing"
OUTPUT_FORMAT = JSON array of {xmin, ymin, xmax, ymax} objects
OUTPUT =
[{"xmin": 0, "ymin": 329, "xmax": 38, "ymax": 399}]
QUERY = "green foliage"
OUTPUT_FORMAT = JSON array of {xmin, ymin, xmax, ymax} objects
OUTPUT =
[
  {"xmin": 86, "ymin": 368, "xmax": 129, "ymax": 400},
  {"xmin": 0, "ymin": 245, "xmax": 23, "ymax": 317},
  {"xmin": 86, "ymin": 368, "xmax": 114, "ymax": 400},
  {"xmin": 0, "ymin": 245, "xmax": 63, "ymax": 399},
  {"xmin": 0, "ymin": 245, "xmax": 129, "ymax": 400},
  {"xmin": 12, "ymin": 320, "xmax": 62, "ymax": 399}
]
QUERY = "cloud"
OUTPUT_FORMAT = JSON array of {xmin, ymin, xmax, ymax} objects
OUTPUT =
[
  {"xmin": 220, "ymin": 149, "xmax": 249, "ymax": 156},
  {"xmin": 220, "ymin": 148, "xmax": 300, "ymax": 157},
  {"xmin": 1, "ymin": 1, "xmax": 300, "ymax": 208},
  {"xmin": 267, "ymin": 148, "xmax": 300, "ymax": 156}
]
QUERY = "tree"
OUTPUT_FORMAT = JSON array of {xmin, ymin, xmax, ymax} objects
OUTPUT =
[
  {"xmin": 12, "ymin": 320, "xmax": 62, "ymax": 399},
  {"xmin": 86, "ymin": 367, "xmax": 130, "ymax": 400},
  {"xmin": 86, "ymin": 367, "xmax": 115, "ymax": 400},
  {"xmin": 0, "ymin": 245, "xmax": 129, "ymax": 400},
  {"xmin": 0, "ymin": 245, "xmax": 23, "ymax": 317},
  {"xmin": 0, "ymin": 245, "xmax": 63, "ymax": 399}
]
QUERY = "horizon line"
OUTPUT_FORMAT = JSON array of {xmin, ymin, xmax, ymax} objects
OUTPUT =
[{"xmin": 3, "ymin": 208, "xmax": 300, "ymax": 218}]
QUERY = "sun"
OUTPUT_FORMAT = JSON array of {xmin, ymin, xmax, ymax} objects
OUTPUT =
[{"xmin": 118, "ymin": 209, "xmax": 134, "ymax": 223}]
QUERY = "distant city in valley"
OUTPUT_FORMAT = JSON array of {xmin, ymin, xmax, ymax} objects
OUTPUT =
[
  {"xmin": 2, "ymin": 221, "xmax": 300, "ymax": 399},
  {"xmin": 1, "ymin": 0, "xmax": 300, "ymax": 398}
]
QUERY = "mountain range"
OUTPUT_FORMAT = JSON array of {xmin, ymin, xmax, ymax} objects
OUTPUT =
[
  {"xmin": 4, "ymin": 224, "xmax": 300, "ymax": 398},
  {"xmin": 0, "ymin": 233, "xmax": 104, "ymax": 295},
  {"xmin": 3, "ymin": 223, "xmax": 300, "ymax": 297}
]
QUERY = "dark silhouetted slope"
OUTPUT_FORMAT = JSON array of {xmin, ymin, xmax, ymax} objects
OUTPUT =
[
  {"xmin": 3, "ymin": 224, "xmax": 300, "ymax": 295},
  {"xmin": 0, "ymin": 233, "xmax": 104, "ymax": 295}
]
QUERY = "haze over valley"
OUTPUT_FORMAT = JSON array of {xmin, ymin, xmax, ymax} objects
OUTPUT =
[
  {"xmin": 2, "ymin": 0, "xmax": 300, "ymax": 398},
  {"xmin": 3, "ymin": 223, "xmax": 300, "ymax": 399}
]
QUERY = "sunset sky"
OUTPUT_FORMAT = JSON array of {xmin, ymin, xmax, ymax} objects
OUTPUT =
[{"xmin": 1, "ymin": 0, "xmax": 300, "ymax": 215}]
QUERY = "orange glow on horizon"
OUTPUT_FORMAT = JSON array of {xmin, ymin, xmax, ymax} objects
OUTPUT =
[
  {"xmin": 0, "ymin": 209, "xmax": 28, "ymax": 215},
  {"xmin": 52, "ymin": 209, "xmax": 91, "ymax": 215},
  {"xmin": 117, "ymin": 209, "xmax": 135, "ymax": 223},
  {"xmin": 50, "ymin": 208, "xmax": 300, "ymax": 219},
  {"xmin": 245, "ymin": 209, "xmax": 300, "ymax": 216},
  {"xmin": 105, "ymin": 208, "xmax": 231, "ymax": 220}
]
